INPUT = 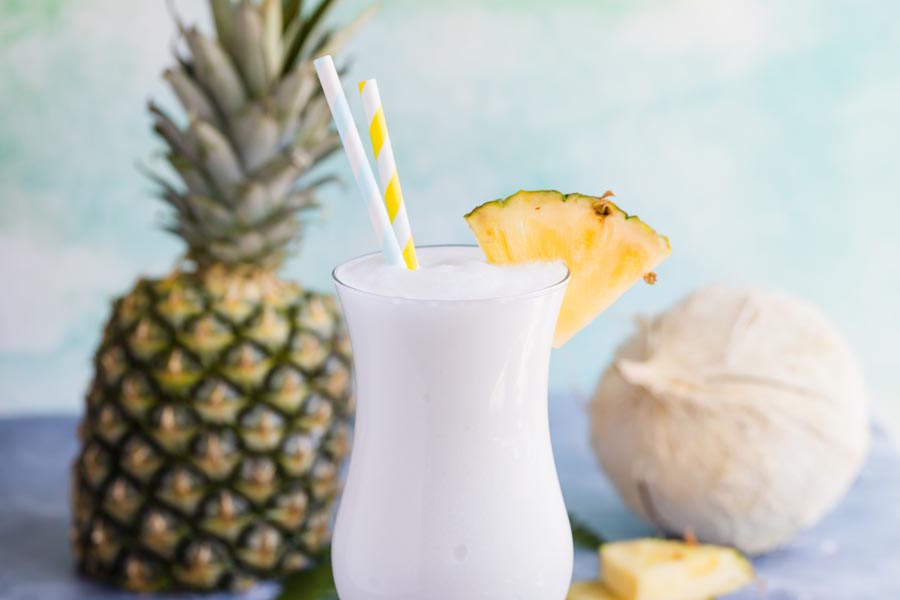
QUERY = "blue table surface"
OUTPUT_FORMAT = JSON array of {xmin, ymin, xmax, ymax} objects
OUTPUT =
[{"xmin": 1, "ymin": 395, "xmax": 899, "ymax": 599}]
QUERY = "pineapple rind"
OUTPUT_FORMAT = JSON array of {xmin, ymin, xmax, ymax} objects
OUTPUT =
[
  {"xmin": 72, "ymin": 271, "xmax": 353, "ymax": 591},
  {"xmin": 465, "ymin": 190, "xmax": 671, "ymax": 251}
]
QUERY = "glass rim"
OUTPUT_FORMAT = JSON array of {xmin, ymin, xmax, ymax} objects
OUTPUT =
[{"xmin": 331, "ymin": 244, "xmax": 571, "ymax": 303}]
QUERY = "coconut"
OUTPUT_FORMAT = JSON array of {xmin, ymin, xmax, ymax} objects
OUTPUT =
[{"xmin": 590, "ymin": 284, "xmax": 869, "ymax": 554}]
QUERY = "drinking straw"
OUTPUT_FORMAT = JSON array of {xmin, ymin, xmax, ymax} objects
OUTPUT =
[
  {"xmin": 313, "ymin": 55, "xmax": 404, "ymax": 267},
  {"xmin": 358, "ymin": 79, "xmax": 419, "ymax": 270}
]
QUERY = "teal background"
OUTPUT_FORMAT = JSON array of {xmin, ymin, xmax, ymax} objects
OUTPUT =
[{"xmin": 1, "ymin": 0, "xmax": 898, "ymax": 434}]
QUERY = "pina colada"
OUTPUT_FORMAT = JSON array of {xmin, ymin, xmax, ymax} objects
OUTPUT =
[
  {"xmin": 315, "ymin": 46, "xmax": 669, "ymax": 600},
  {"xmin": 330, "ymin": 189, "xmax": 670, "ymax": 600},
  {"xmin": 332, "ymin": 246, "xmax": 572, "ymax": 600}
]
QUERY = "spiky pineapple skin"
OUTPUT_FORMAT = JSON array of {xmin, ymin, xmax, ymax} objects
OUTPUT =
[{"xmin": 72, "ymin": 269, "xmax": 352, "ymax": 592}]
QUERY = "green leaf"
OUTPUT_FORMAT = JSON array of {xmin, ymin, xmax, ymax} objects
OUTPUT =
[
  {"xmin": 232, "ymin": 0, "xmax": 269, "ymax": 97},
  {"xmin": 273, "ymin": 63, "xmax": 318, "ymax": 122},
  {"xmin": 276, "ymin": 554, "xmax": 337, "ymax": 600},
  {"xmin": 261, "ymin": 0, "xmax": 283, "ymax": 80},
  {"xmin": 183, "ymin": 27, "xmax": 247, "ymax": 114},
  {"xmin": 282, "ymin": 0, "xmax": 302, "ymax": 32},
  {"xmin": 164, "ymin": 67, "xmax": 221, "ymax": 126},
  {"xmin": 231, "ymin": 102, "xmax": 281, "ymax": 171},
  {"xmin": 210, "ymin": 0, "xmax": 235, "ymax": 48},
  {"xmin": 189, "ymin": 120, "xmax": 244, "ymax": 198},
  {"xmin": 570, "ymin": 513, "xmax": 606, "ymax": 550},
  {"xmin": 149, "ymin": 102, "xmax": 195, "ymax": 159},
  {"xmin": 281, "ymin": 0, "xmax": 335, "ymax": 75},
  {"xmin": 309, "ymin": 2, "xmax": 377, "ymax": 62}
]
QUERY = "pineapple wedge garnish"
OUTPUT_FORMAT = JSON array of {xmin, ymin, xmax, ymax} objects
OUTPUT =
[
  {"xmin": 601, "ymin": 539, "xmax": 754, "ymax": 600},
  {"xmin": 568, "ymin": 580, "xmax": 621, "ymax": 600},
  {"xmin": 465, "ymin": 190, "xmax": 670, "ymax": 347}
]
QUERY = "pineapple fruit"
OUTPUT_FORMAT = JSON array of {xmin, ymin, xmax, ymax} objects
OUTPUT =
[
  {"xmin": 603, "ymin": 539, "xmax": 754, "ymax": 600},
  {"xmin": 70, "ymin": 0, "xmax": 366, "ymax": 592},
  {"xmin": 465, "ymin": 190, "xmax": 671, "ymax": 347},
  {"xmin": 568, "ymin": 580, "xmax": 620, "ymax": 600},
  {"xmin": 568, "ymin": 539, "xmax": 754, "ymax": 600}
]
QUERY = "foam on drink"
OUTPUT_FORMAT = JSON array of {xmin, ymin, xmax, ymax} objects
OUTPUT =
[{"xmin": 334, "ymin": 246, "xmax": 567, "ymax": 301}]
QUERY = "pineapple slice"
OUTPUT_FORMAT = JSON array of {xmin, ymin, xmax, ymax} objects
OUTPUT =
[
  {"xmin": 465, "ymin": 190, "xmax": 670, "ymax": 347},
  {"xmin": 568, "ymin": 580, "xmax": 621, "ymax": 600},
  {"xmin": 601, "ymin": 539, "xmax": 754, "ymax": 600}
]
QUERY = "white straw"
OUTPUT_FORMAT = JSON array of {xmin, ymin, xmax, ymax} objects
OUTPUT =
[{"xmin": 313, "ymin": 55, "xmax": 404, "ymax": 267}]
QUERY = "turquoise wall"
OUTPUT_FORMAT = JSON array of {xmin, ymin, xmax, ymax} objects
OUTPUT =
[{"xmin": 2, "ymin": 0, "xmax": 899, "ymax": 432}]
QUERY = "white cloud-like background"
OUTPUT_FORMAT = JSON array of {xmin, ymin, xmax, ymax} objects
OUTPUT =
[{"xmin": 1, "ymin": 0, "xmax": 898, "ymax": 433}]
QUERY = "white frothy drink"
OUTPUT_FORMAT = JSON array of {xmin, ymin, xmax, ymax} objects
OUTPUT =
[
  {"xmin": 332, "ymin": 246, "xmax": 573, "ymax": 600},
  {"xmin": 337, "ymin": 246, "xmax": 566, "ymax": 300}
]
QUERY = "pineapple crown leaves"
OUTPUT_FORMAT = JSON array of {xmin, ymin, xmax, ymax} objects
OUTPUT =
[{"xmin": 149, "ymin": 0, "xmax": 375, "ymax": 272}]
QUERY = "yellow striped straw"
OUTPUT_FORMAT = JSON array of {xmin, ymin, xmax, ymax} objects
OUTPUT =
[{"xmin": 359, "ymin": 79, "xmax": 418, "ymax": 270}]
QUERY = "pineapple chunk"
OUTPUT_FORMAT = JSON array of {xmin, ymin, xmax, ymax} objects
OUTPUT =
[
  {"xmin": 568, "ymin": 580, "xmax": 621, "ymax": 600},
  {"xmin": 601, "ymin": 539, "xmax": 754, "ymax": 600},
  {"xmin": 465, "ymin": 190, "xmax": 670, "ymax": 347}
]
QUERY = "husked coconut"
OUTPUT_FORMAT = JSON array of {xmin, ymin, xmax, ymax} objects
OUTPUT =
[{"xmin": 590, "ymin": 284, "xmax": 869, "ymax": 554}]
